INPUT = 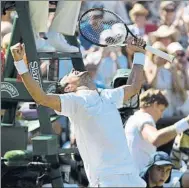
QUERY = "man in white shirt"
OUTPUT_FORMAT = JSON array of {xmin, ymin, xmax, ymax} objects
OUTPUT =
[
  {"xmin": 125, "ymin": 88, "xmax": 189, "ymax": 187},
  {"xmin": 10, "ymin": 37, "xmax": 146, "ymax": 187}
]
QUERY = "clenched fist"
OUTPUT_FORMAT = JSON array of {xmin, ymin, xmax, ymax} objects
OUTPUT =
[
  {"xmin": 10, "ymin": 43, "xmax": 25, "ymax": 61},
  {"xmin": 126, "ymin": 36, "xmax": 146, "ymax": 54}
]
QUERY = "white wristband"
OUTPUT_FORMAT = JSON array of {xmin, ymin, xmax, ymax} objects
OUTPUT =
[
  {"xmin": 133, "ymin": 53, "xmax": 145, "ymax": 66},
  {"xmin": 14, "ymin": 59, "xmax": 29, "ymax": 75},
  {"xmin": 174, "ymin": 118, "xmax": 189, "ymax": 134}
]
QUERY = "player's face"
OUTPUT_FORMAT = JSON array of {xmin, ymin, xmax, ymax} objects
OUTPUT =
[
  {"xmin": 149, "ymin": 165, "xmax": 172, "ymax": 186},
  {"xmin": 152, "ymin": 103, "xmax": 166, "ymax": 122},
  {"xmin": 60, "ymin": 70, "xmax": 88, "ymax": 93}
]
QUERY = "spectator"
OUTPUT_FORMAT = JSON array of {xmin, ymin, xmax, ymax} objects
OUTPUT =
[
  {"xmin": 140, "ymin": 151, "xmax": 174, "ymax": 188},
  {"xmin": 100, "ymin": 1, "xmax": 130, "ymax": 24},
  {"xmin": 124, "ymin": 88, "xmax": 189, "ymax": 187},
  {"xmin": 121, "ymin": 44, "xmax": 135, "ymax": 69},
  {"xmin": 167, "ymin": 42, "xmax": 189, "ymax": 90},
  {"xmin": 109, "ymin": 47, "xmax": 128, "ymax": 69},
  {"xmin": 78, "ymin": 6, "xmax": 104, "ymax": 50},
  {"xmin": 167, "ymin": 42, "xmax": 189, "ymax": 116},
  {"xmin": 83, "ymin": 49, "xmax": 105, "ymax": 89},
  {"xmin": 97, "ymin": 47, "xmax": 119, "ymax": 87},
  {"xmin": 128, "ymin": 3, "xmax": 149, "ymax": 37},
  {"xmin": 159, "ymin": 1, "xmax": 188, "ymax": 48},
  {"xmin": 145, "ymin": 1, "xmax": 161, "ymax": 23},
  {"xmin": 81, "ymin": 1, "xmax": 130, "ymax": 24},
  {"xmin": 144, "ymin": 42, "xmax": 174, "ymax": 117},
  {"xmin": 149, "ymin": 25, "xmax": 179, "ymax": 46},
  {"xmin": 159, "ymin": 1, "xmax": 176, "ymax": 27}
]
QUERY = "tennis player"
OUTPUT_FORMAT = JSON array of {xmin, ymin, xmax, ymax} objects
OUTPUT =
[
  {"xmin": 125, "ymin": 89, "xmax": 189, "ymax": 187},
  {"xmin": 10, "ymin": 37, "xmax": 146, "ymax": 187}
]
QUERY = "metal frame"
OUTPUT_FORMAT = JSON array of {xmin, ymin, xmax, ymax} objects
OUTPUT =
[{"xmin": 1, "ymin": 1, "xmax": 85, "ymax": 187}]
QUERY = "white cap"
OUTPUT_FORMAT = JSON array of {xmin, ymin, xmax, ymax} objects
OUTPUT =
[{"xmin": 167, "ymin": 42, "xmax": 184, "ymax": 55}]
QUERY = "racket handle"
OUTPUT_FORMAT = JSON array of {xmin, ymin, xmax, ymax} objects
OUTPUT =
[{"xmin": 145, "ymin": 45, "xmax": 175, "ymax": 63}]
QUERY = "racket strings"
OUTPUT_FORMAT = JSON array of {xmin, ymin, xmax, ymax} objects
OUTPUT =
[{"xmin": 79, "ymin": 9, "xmax": 128, "ymax": 46}]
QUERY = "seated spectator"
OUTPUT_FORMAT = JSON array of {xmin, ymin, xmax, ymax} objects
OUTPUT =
[
  {"xmin": 80, "ymin": 1, "xmax": 130, "ymax": 24},
  {"xmin": 159, "ymin": 1, "xmax": 188, "ymax": 48},
  {"xmin": 128, "ymin": 3, "xmax": 149, "ymax": 37},
  {"xmin": 97, "ymin": 47, "xmax": 119, "ymax": 87},
  {"xmin": 145, "ymin": 41, "xmax": 188, "ymax": 117},
  {"xmin": 121, "ymin": 44, "xmax": 136, "ymax": 69},
  {"xmin": 109, "ymin": 47, "xmax": 128, "ymax": 69},
  {"xmin": 78, "ymin": 4, "xmax": 104, "ymax": 50},
  {"xmin": 159, "ymin": 1, "xmax": 176, "ymax": 27},
  {"xmin": 140, "ymin": 151, "xmax": 174, "ymax": 188},
  {"xmin": 167, "ymin": 42, "xmax": 189, "ymax": 90},
  {"xmin": 145, "ymin": 1, "xmax": 161, "ymax": 23},
  {"xmin": 167, "ymin": 42, "xmax": 189, "ymax": 116},
  {"xmin": 124, "ymin": 89, "xmax": 189, "ymax": 187},
  {"xmin": 149, "ymin": 25, "xmax": 179, "ymax": 47},
  {"xmin": 144, "ymin": 42, "xmax": 174, "ymax": 117},
  {"xmin": 83, "ymin": 49, "xmax": 105, "ymax": 89}
]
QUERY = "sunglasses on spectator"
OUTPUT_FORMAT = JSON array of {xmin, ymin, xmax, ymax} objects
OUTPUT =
[
  {"xmin": 176, "ymin": 52, "xmax": 185, "ymax": 57},
  {"xmin": 164, "ymin": 8, "xmax": 175, "ymax": 12}
]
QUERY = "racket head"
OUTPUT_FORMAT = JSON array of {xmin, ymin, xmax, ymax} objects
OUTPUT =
[{"xmin": 79, "ymin": 8, "xmax": 136, "ymax": 47}]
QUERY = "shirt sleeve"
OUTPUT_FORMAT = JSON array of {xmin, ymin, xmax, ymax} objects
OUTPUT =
[
  {"xmin": 53, "ymin": 93, "xmax": 80, "ymax": 117},
  {"xmin": 137, "ymin": 114, "xmax": 156, "ymax": 133},
  {"xmin": 101, "ymin": 87, "xmax": 124, "ymax": 108}
]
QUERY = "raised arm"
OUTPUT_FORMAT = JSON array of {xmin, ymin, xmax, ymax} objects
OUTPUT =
[
  {"xmin": 121, "ymin": 37, "xmax": 145, "ymax": 102},
  {"xmin": 141, "ymin": 116, "xmax": 189, "ymax": 147},
  {"xmin": 10, "ymin": 43, "xmax": 61, "ymax": 112}
]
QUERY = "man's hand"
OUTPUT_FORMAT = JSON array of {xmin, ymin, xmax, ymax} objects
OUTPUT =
[
  {"xmin": 10, "ymin": 43, "xmax": 25, "ymax": 61},
  {"xmin": 126, "ymin": 36, "xmax": 146, "ymax": 54}
]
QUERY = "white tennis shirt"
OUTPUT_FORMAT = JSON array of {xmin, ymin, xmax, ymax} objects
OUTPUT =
[
  {"xmin": 125, "ymin": 110, "xmax": 156, "ymax": 172},
  {"xmin": 55, "ymin": 88, "xmax": 138, "ymax": 186}
]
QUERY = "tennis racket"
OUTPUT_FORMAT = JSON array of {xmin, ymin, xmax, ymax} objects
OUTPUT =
[{"xmin": 79, "ymin": 8, "xmax": 175, "ymax": 63}]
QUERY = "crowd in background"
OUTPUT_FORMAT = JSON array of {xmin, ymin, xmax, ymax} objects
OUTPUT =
[
  {"xmin": 78, "ymin": 1, "xmax": 189, "ymax": 118},
  {"xmin": 1, "ymin": 0, "xmax": 189, "ymax": 169}
]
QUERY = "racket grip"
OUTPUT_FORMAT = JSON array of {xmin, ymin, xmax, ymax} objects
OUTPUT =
[{"xmin": 145, "ymin": 45, "xmax": 175, "ymax": 63}]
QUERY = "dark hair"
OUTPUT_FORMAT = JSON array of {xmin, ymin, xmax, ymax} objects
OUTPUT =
[
  {"xmin": 140, "ymin": 89, "xmax": 168, "ymax": 108},
  {"xmin": 55, "ymin": 78, "xmax": 69, "ymax": 94}
]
